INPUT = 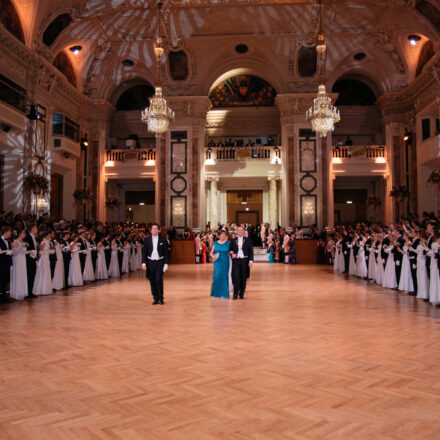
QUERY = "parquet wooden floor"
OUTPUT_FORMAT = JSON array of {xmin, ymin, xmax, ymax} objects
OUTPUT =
[{"xmin": 1, "ymin": 264, "xmax": 440, "ymax": 440}]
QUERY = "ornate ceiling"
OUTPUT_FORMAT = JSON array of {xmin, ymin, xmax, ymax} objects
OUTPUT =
[{"xmin": 7, "ymin": 0, "xmax": 440, "ymax": 101}]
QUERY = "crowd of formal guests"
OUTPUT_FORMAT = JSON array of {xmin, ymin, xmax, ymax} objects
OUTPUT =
[
  {"xmin": 0, "ymin": 212, "xmax": 176, "ymax": 304},
  {"xmin": 325, "ymin": 214, "xmax": 440, "ymax": 307}
]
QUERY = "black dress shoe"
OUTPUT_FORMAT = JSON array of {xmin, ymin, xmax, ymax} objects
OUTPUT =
[
  {"xmin": 232, "ymin": 296, "xmax": 237, "ymax": 300},
  {"xmin": 152, "ymin": 300, "xmax": 159, "ymax": 305},
  {"xmin": 239, "ymin": 296, "xmax": 244, "ymax": 300},
  {"xmin": 159, "ymin": 300, "xmax": 164, "ymax": 305},
  {"xmin": 423, "ymin": 298, "xmax": 430, "ymax": 302},
  {"xmin": 26, "ymin": 293, "xmax": 38, "ymax": 299},
  {"xmin": 0, "ymin": 296, "xmax": 13, "ymax": 303}
]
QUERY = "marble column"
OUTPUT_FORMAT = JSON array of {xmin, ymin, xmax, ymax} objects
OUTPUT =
[
  {"xmin": 210, "ymin": 178, "xmax": 219, "ymax": 228},
  {"xmin": 268, "ymin": 177, "xmax": 278, "ymax": 228}
]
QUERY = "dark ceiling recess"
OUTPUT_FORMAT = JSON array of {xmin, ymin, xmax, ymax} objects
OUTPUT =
[
  {"xmin": 43, "ymin": 13, "xmax": 72, "ymax": 47},
  {"xmin": 332, "ymin": 79, "xmax": 377, "ymax": 106},
  {"xmin": 116, "ymin": 84, "xmax": 155, "ymax": 111},
  {"xmin": 354, "ymin": 52, "xmax": 366, "ymax": 61},
  {"xmin": 235, "ymin": 44, "xmax": 248, "ymax": 54},
  {"xmin": 122, "ymin": 59, "xmax": 134, "ymax": 67},
  {"xmin": 0, "ymin": 0, "xmax": 25, "ymax": 43}
]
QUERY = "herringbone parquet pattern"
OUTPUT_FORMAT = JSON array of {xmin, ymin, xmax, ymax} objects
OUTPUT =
[{"xmin": 1, "ymin": 264, "xmax": 440, "ymax": 440}]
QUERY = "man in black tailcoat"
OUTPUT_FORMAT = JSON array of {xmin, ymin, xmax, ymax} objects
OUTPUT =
[
  {"xmin": 61, "ymin": 232, "xmax": 71, "ymax": 288},
  {"xmin": 89, "ymin": 231, "xmax": 98, "ymax": 275},
  {"xmin": 393, "ymin": 229, "xmax": 405, "ymax": 286},
  {"xmin": 24, "ymin": 224, "xmax": 38, "ymax": 298},
  {"xmin": 342, "ymin": 231, "xmax": 351, "ymax": 273},
  {"xmin": 103, "ymin": 234, "xmax": 112, "ymax": 271},
  {"xmin": 408, "ymin": 229, "xmax": 419, "ymax": 296},
  {"xmin": 77, "ymin": 230, "xmax": 87, "ymax": 274},
  {"xmin": 0, "ymin": 226, "xmax": 13, "ymax": 303},
  {"xmin": 142, "ymin": 223, "xmax": 169, "ymax": 305},
  {"xmin": 230, "ymin": 225, "xmax": 254, "ymax": 300},
  {"xmin": 49, "ymin": 231, "xmax": 57, "ymax": 279}
]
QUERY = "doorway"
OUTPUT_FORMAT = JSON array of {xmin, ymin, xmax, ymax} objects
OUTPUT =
[{"xmin": 227, "ymin": 190, "xmax": 262, "ymax": 226}]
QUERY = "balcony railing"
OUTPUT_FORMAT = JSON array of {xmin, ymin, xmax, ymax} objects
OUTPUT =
[
  {"xmin": 332, "ymin": 145, "xmax": 385, "ymax": 159},
  {"xmin": 205, "ymin": 146, "xmax": 281, "ymax": 161},
  {"xmin": 106, "ymin": 149, "xmax": 156, "ymax": 162}
]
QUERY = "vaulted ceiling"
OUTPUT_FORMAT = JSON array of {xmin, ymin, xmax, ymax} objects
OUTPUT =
[{"xmin": 6, "ymin": 0, "xmax": 440, "ymax": 101}]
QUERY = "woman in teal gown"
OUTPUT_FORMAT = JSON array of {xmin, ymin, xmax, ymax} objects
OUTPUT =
[{"xmin": 210, "ymin": 230, "xmax": 231, "ymax": 299}]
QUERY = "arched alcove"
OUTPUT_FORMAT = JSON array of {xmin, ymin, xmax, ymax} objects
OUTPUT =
[
  {"xmin": 416, "ymin": 40, "xmax": 436, "ymax": 77},
  {"xmin": 209, "ymin": 74, "xmax": 276, "ymax": 108},
  {"xmin": 0, "ymin": 0, "xmax": 25, "ymax": 43},
  {"xmin": 115, "ymin": 84, "xmax": 155, "ymax": 111},
  {"xmin": 53, "ymin": 52, "xmax": 77, "ymax": 87},
  {"xmin": 43, "ymin": 13, "xmax": 72, "ymax": 47},
  {"xmin": 332, "ymin": 78, "xmax": 377, "ymax": 106}
]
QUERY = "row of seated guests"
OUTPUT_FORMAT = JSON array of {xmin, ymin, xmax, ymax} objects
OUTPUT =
[
  {"xmin": 0, "ymin": 214, "xmax": 157, "ymax": 303},
  {"xmin": 329, "ymin": 219, "xmax": 440, "ymax": 307}
]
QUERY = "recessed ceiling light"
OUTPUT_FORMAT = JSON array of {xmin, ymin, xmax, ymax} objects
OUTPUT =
[
  {"xmin": 235, "ymin": 44, "xmax": 248, "ymax": 54},
  {"xmin": 354, "ymin": 52, "xmax": 366, "ymax": 61},
  {"xmin": 408, "ymin": 34, "xmax": 421, "ymax": 46},
  {"xmin": 122, "ymin": 59, "xmax": 134, "ymax": 66},
  {"xmin": 69, "ymin": 45, "xmax": 82, "ymax": 55}
]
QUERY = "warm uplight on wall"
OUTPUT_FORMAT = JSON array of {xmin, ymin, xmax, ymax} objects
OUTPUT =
[
  {"xmin": 145, "ymin": 160, "xmax": 156, "ymax": 166},
  {"xmin": 271, "ymin": 157, "xmax": 282, "ymax": 165},
  {"xmin": 205, "ymin": 158, "xmax": 216, "ymax": 165},
  {"xmin": 105, "ymin": 160, "xmax": 115, "ymax": 167},
  {"xmin": 332, "ymin": 157, "xmax": 342, "ymax": 164},
  {"xmin": 375, "ymin": 157, "xmax": 386, "ymax": 163}
]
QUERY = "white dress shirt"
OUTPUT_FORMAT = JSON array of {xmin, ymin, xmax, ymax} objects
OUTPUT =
[
  {"xmin": 150, "ymin": 235, "xmax": 160, "ymax": 260},
  {"xmin": 237, "ymin": 236, "xmax": 245, "ymax": 259}
]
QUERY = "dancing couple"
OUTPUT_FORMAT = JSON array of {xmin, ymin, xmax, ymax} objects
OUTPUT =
[{"xmin": 210, "ymin": 226, "xmax": 254, "ymax": 300}]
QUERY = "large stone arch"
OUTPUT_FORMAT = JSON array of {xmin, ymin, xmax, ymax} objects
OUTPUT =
[{"xmin": 0, "ymin": 0, "xmax": 25, "ymax": 44}]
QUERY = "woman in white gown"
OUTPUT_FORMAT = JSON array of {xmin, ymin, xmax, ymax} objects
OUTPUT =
[
  {"xmin": 108, "ymin": 237, "xmax": 120, "ymax": 278},
  {"xmin": 348, "ymin": 239, "xmax": 357, "ymax": 276},
  {"xmin": 10, "ymin": 230, "xmax": 28, "ymax": 300},
  {"xmin": 52, "ymin": 233, "xmax": 65, "ymax": 290},
  {"xmin": 83, "ymin": 236, "xmax": 96, "ymax": 282},
  {"xmin": 412, "ymin": 233, "xmax": 429, "ymax": 300},
  {"xmin": 375, "ymin": 239, "xmax": 385, "ymax": 285},
  {"xmin": 129, "ymin": 241, "xmax": 137, "ymax": 272},
  {"xmin": 367, "ymin": 235, "xmax": 377, "ymax": 281},
  {"xmin": 355, "ymin": 237, "xmax": 368, "ymax": 278},
  {"xmin": 398, "ymin": 236, "xmax": 414, "ymax": 293},
  {"xmin": 95, "ymin": 238, "xmax": 108, "ymax": 280},
  {"xmin": 136, "ymin": 238, "xmax": 143, "ymax": 270},
  {"xmin": 121, "ymin": 240, "xmax": 130, "ymax": 273},
  {"xmin": 33, "ymin": 231, "xmax": 54, "ymax": 296},
  {"xmin": 382, "ymin": 239, "xmax": 397, "ymax": 289},
  {"xmin": 427, "ymin": 238, "xmax": 440, "ymax": 305},
  {"xmin": 333, "ymin": 236, "xmax": 344, "ymax": 273},
  {"xmin": 68, "ymin": 234, "xmax": 84, "ymax": 287}
]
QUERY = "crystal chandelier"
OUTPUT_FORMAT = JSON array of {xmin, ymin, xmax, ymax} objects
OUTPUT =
[
  {"xmin": 305, "ymin": 0, "xmax": 340, "ymax": 137},
  {"xmin": 141, "ymin": 2, "xmax": 174, "ymax": 136},
  {"xmin": 306, "ymin": 84, "xmax": 340, "ymax": 137}
]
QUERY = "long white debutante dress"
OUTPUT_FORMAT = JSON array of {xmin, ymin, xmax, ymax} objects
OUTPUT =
[
  {"xmin": 136, "ymin": 241, "xmax": 142, "ymax": 269},
  {"xmin": 10, "ymin": 240, "xmax": 28, "ymax": 300},
  {"xmin": 382, "ymin": 245, "xmax": 397, "ymax": 289},
  {"xmin": 108, "ymin": 241, "xmax": 120, "ymax": 278},
  {"xmin": 428, "ymin": 242, "xmax": 440, "ymax": 304},
  {"xmin": 375, "ymin": 245, "xmax": 384, "ymax": 285},
  {"xmin": 33, "ymin": 239, "xmax": 53, "ymax": 296},
  {"xmin": 130, "ymin": 243, "xmax": 137, "ymax": 272},
  {"xmin": 415, "ymin": 244, "xmax": 429, "ymax": 300},
  {"xmin": 95, "ymin": 244, "xmax": 108, "ymax": 280},
  {"xmin": 52, "ymin": 242, "xmax": 65, "ymax": 290},
  {"xmin": 367, "ymin": 245, "xmax": 376, "ymax": 280},
  {"xmin": 83, "ymin": 242, "xmax": 95, "ymax": 282},
  {"xmin": 333, "ymin": 241, "xmax": 344, "ymax": 273},
  {"xmin": 348, "ymin": 243, "xmax": 356, "ymax": 275},
  {"xmin": 122, "ymin": 243, "xmax": 130, "ymax": 273},
  {"xmin": 355, "ymin": 242, "xmax": 368, "ymax": 278},
  {"xmin": 398, "ymin": 245, "xmax": 414, "ymax": 292},
  {"xmin": 68, "ymin": 244, "xmax": 84, "ymax": 287}
]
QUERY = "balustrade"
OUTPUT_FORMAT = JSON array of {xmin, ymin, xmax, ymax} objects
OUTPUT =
[
  {"xmin": 106, "ymin": 149, "xmax": 156, "ymax": 162},
  {"xmin": 205, "ymin": 146, "xmax": 281, "ymax": 161},
  {"xmin": 332, "ymin": 145, "xmax": 385, "ymax": 159}
]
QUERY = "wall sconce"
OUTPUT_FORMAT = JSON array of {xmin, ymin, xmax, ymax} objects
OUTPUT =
[{"xmin": 81, "ymin": 134, "xmax": 89, "ymax": 147}]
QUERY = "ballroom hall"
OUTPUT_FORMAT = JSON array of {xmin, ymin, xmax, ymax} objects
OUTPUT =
[{"xmin": 1, "ymin": 0, "xmax": 440, "ymax": 438}]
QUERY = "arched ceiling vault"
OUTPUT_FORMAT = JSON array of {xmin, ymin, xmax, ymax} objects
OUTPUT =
[{"xmin": 7, "ymin": 0, "xmax": 440, "ymax": 100}]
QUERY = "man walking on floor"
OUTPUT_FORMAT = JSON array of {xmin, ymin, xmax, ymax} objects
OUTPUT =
[
  {"xmin": 230, "ymin": 225, "xmax": 254, "ymax": 300},
  {"xmin": 142, "ymin": 223, "xmax": 169, "ymax": 305}
]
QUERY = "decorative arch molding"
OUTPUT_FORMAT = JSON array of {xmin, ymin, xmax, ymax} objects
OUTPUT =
[
  {"xmin": 0, "ymin": 0, "xmax": 25, "ymax": 44},
  {"xmin": 330, "ymin": 72, "xmax": 381, "ymax": 101}
]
